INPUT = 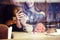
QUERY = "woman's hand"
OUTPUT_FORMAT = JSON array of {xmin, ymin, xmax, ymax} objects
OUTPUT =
[
  {"xmin": 17, "ymin": 12, "xmax": 28, "ymax": 24},
  {"xmin": 16, "ymin": 12, "xmax": 27, "ymax": 28}
]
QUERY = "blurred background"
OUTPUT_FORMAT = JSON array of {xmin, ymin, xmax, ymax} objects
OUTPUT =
[{"xmin": 0, "ymin": 0, "xmax": 60, "ymax": 31}]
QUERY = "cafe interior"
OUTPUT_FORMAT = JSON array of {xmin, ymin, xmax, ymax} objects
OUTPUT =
[{"xmin": 0, "ymin": 0, "xmax": 60, "ymax": 40}]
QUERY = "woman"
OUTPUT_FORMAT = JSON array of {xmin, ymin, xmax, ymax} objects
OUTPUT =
[{"xmin": 16, "ymin": 2, "xmax": 46, "ymax": 32}]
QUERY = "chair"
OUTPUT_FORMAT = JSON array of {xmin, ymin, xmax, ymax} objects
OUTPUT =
[
  {"xmin": 0, "ymin": 24, "xmax": 13, "ymax": 39},
  {"xmin": 0, "ymin": 24, "xmax": 8, "ymax": 39}
]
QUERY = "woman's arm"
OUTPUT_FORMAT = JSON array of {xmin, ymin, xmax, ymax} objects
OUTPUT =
[
  {"xmin": 16, "ymin": 17, "xmax": 22, "ymax": 28},
  {"xmin": 16, "ymin": 12, "xmax": 22, "ymax": 28},
  {"xmin": 16, "ymin": 12, "xmax": 33, "ymax": 32}
]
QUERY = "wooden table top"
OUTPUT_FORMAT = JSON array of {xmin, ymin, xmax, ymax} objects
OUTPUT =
[{"xmin": 12, "ymin": 32, "xmax": 60, "ymax": 40}]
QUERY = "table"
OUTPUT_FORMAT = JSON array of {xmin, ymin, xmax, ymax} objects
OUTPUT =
[{"xmin": 12, "ymin": 32, "xmax": 60, "ymax": 40}]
